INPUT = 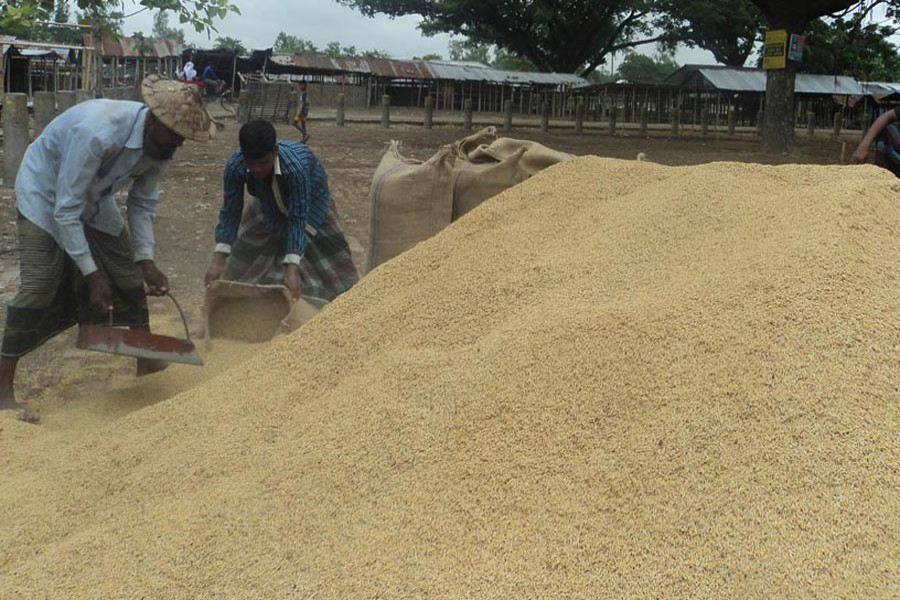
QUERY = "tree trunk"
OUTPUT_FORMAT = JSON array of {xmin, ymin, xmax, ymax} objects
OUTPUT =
[{"xmin": 762, "ymin": 62, "xmax": 798, "ymax": 153}]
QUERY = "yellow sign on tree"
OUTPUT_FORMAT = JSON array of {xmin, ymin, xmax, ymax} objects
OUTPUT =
[{"xmin": 763, "ymin": 29, "xmax": 788, "ymax": 70}]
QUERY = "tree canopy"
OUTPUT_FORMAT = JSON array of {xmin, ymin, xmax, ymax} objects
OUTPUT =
[
  {"xmin": 616, "ymin": 51, "xmax": 680, "ymax": 80},
  {"xmin": 338, "ymin": 0, "xmax": 670, "ymax": 76},
  {"xmin": 657, "ymin": 0, "xmax": 763, "ymax": 66},
  {"xmin": 153, "ymin": 9, "xmax": 185, "ymax": 44},
  {"xmin": 272, "ymin": 32, "xmax": 391, "ymax": 59},
  {"xmin": 213, "ymin": 35, "xmax": 246, "ymax": 55},
  {"xmin": 1, "ymin": 0, "xmax": 239, "ymax": 37}
]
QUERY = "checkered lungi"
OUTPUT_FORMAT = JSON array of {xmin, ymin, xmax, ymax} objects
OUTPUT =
[
  {"xmin": 223, "ymin": 197, "xmax": 359, "ymax": 302},
  {"xmin": 1, "ymin": 214, "xmax": 148, "ymax": 358}
]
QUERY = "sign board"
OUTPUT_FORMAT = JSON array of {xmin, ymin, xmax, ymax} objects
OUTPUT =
[
  {"xmin": 763, "ymin": 29, "xmax": 788, "ymax": 70},
  {"xmin": 788, "ymin": 33, "xmax": 805, "ymax": 63}
]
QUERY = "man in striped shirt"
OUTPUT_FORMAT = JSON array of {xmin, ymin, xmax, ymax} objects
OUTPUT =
[{"xmin": 204, "ymin": 120, "xmax": 358, "ymax": 304}]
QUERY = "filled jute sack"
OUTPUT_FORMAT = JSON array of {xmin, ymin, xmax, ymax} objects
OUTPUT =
[
  {"xmin": 367, "ymin": 128, "xmax": 573, "ymax": 268},
  {"xmin": 202, "ymin": 280, "xmax": 324, "ymax": 347},
  {"xmin": 367, "ymin": 140, "xmax": 455, "ymax": 272},
  {"xmin": 451, "ymin": 128, "xmax": 575, "ymax": 220}
]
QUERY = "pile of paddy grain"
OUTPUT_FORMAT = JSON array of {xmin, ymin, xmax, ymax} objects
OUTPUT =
[{"xmin": 2, "ymin": 157, "xmax": 900, "ymax": 598}]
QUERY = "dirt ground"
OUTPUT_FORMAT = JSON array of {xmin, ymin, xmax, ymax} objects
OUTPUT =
[{"xmin": 0, "ymin": 115, "xmax": 856, "ymax": 424}]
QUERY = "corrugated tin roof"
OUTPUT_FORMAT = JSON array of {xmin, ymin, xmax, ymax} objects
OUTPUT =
[
  {"xmin": 83, "ymin": 35, "xmax": 183, "ymax": 58},
  {"xmin": 863, "ymin": 81, "xmax": 900, "ymax": 97},
  {"xmin": 664, "ymin": 65, "xmax": 865, "ymax": 95},
  {"xmin": 267, "ymin": 52, "xmax": 588, "ymax": 86}
]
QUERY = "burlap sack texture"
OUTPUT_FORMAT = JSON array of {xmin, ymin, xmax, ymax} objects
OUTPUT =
[
  {"xmin": 141, "ymin": 75, "xmax": 215, "ymax": 142},
  {"xmin": 203, "ymin": 281, "xmax": 325, "ymax": 348},
  {"xmin": 367, "ymin": 127, "xmax": 574, "ymax": 270}
]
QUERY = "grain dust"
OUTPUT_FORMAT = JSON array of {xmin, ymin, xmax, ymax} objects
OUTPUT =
[
  {"xmin": 207, "ymin": 295, "xmax": 289, "ymax": 342},
  {"xmin": 2, "ymin": 157, "xmax": 900, "ymax": 598}
]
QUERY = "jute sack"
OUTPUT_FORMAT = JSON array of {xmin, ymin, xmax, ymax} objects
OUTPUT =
[
  {"xmin": 451, "ymin": 137, "xmax": 574, "ymax": 219},
  {"xmin": 452, "ymin": 126, "xmax": 499, "ymax": 160},
  {"xmin": 452, "ymin": 147, "xmax": 531, "ymax": 220},
  {"xmin": 468, "ymin": 137, "xmax": 574, "ymax": 175},
  {"xmin": 202, "ymin": 281, "xmax": 292, "ymax": 348},
  {"xmin": 367, "ymin": 140, "xmax": 455, "ymax": 271}
]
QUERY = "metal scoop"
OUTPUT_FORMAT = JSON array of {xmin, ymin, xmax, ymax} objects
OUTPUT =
[{"xmin": 76, "ymin": 292, "xmax": 204, "ymax": 366}]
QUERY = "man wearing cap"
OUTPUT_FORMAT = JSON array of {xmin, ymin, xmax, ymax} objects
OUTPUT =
[{"xmin": 0, "ymin": 75, "xmax": 212, "ymax": 422}]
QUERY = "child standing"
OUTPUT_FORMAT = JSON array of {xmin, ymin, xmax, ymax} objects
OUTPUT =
[{"xmin": 292, "ymin": 81, "xmax": 310, "ymax": 143}]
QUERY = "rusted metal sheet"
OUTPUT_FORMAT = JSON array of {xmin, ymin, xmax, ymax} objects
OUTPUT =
[
  {"xmin": 83, "ymin": 35, "xmax": 183, "ymax": 58},
  {"xmin": 268, "ymin": 53, "xmax": 588, "ymax": 86}
]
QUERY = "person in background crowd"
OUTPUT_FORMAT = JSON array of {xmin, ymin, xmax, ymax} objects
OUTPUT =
[{"xmin": 292, "ymin": 80, "xmax": 310, "ymax": 143}]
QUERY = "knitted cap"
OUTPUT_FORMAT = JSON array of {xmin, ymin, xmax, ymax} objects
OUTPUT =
[{"xmin": 141, "ymin": 75, "xmax": 213, "ymax": 142}]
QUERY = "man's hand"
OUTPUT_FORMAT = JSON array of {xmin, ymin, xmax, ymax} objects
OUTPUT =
[
  {"xmin": 85, "ymin": 271, "xmax": 113, "ymax": 316},
  {"xmin": 204, "ymin": 253, "xmax": 228, "ymax": 287},
  {"xmin": 852, "ymin": 144, "xmax": 869, "ymax": 164},
  {"xmin": 284, "ymin": 264, "xmax": 302, "ymax": 300},
  {"xmin": 137, "ymin": 260, "xmax": 169, "ymax": 296}
]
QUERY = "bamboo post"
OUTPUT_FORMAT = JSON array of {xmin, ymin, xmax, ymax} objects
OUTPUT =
[
  {"xmin": 541, "ymin": 99, "xmax": 550, "ymax": 133},
  {"xmin": 2, "ymin": 94, "xmax": 29, "ymax": 187},
  {"xmin": 639, "ymin": 103, "xmax": 648, "ymax": 137},
  {"xmin": 57, "ymin": 90, "xmax": 76, "ymax": 114},
  {"xmin": 381, "ymin": 94, "xmax": 391, "ymax": 128},
  {"xmin": 424, "ymin": 95, "xmax": 433, "ymax": 130},
  {"xmin": 464, "ymin": 98, "xmax": 473, "ymax": 131},
  {"xmin": 575, "ymin": 98, "xmax": 585, "ymax": 135},
  {"xmin": 807, "ymin": 110, "xmax": 815, "ymax": 137},
  {"xmin": 608, "ymin": 105, "xmax": 617, "ymax": 136},
  {"xmin": 238, "ymin": 90, "xmax": 250, "ymax": 122},
  {"xmin": 833, "ymin": 112, "xmax": 843, "ymax": 138},
  {"xmin": 33, "ymin": 91, "xmax": 56, "ymax": 135},
  {"xmin": 503, "ymin": 99, "xmax": 513, "ymax": 132},
  {"xmin": 727, "ymin": 107, "xmax": 736, "ymax": 137},
  {"xmin": 336, "ymin": 93, "xmax": 345, "ymax": 127}
]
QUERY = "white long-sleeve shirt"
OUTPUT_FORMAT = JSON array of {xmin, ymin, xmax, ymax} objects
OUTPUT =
[{"xmin": 14, "ymin": 99, "xmax": 168, "ymax": 275}]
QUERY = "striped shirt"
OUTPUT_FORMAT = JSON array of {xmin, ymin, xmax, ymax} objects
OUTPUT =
[{"xmin": 215, "ymin": 141, "xmax": 331, "ymax": 262}]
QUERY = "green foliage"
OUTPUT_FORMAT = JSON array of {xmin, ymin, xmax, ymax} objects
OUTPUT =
[
  {"xmin": 338, "ymin": 0, "xmax": 668, "ymax": 76},
  {"xmin": 656, "ymin": 0, "xmax": 763, "ymax": 66},
  {"xmin": 360, "ymin": 48, "xmax": 391, "ymax": 58},
  {"xmin": 447, "ymin": 38, "xmax": 535, "ymax": 71},
  {"xmin": 615, "ymin": 51, "xmax": 679, "ymax": 80},
  {"xmin": 153, "ymin": 10, "xmax": 185, "ymax": 44},
  {"xmin": 414, "ymin": 53, "xmax": 443, "ymax": 61},
  {"xmin": 448, "ymin": 38, "xmax": 490, "ymax": 64},
  {"xmin": 273, "ymin": 32, "xmax": 318, "ymax": 55},
  {"xmin": 802, "ymin": 17, "xmax": 900, "ymax": 80},
  {"xmin": 213, "ymin": 35, "xmax": 246, "ymax": 54},
  {"xmin": 132, "ymin": 30, "xmax": 154, "ymax": 55},
  {"xmin": 1, "ymin": 0, "xmax": 239, "ymax": 37},
  {"xmin": 272, "ymin": 32, "xmax": 390, "ymax": 59}
]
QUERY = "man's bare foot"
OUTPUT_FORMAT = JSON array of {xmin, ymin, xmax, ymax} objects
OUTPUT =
[
  {"xmin": 136, "ymin": 358, "xmax": 169, "ymax": 377},
  {"xmin": 0, "ymin": 397, "xmax": 39, "ymax": 424}
]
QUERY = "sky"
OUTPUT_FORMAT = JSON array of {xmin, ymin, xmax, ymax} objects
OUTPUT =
[{"xmin": 118, "ymin": 0, "xmax": 721, "ymax": 69}]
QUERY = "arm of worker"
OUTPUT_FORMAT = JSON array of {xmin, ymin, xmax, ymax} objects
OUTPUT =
[
  {"xmin": 854, "ymin": 107, "xmax": 900, "ymax": 163},
  {"xmin": 127, "ymin": 166, "xmax": 169, "ymax": 296},
  {"xmin": 53, "ymin": 127, "xmax": 117, "ymax": 312},
  {"xmin": 205, "ymin": 154, "xmax": 247, "ymax": 286},
  {"xmin": 282, "ymin": 168, "xmax": 312, "ymax": 301},
  {"xmin": 54, "ymin": 129, "xmax": 104, "ymax": 276}
]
